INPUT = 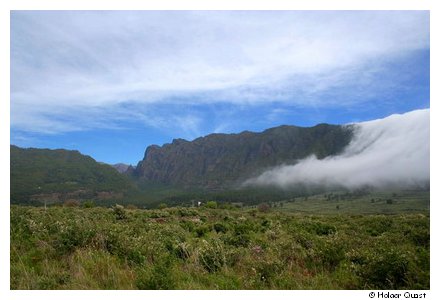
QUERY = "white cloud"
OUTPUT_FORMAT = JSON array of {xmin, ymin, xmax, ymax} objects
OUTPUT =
[
  {"xmin": 11, "ymin": 11, "xmax": 429, "ymax": 134},
  {"xmin": 245, "ymin": 109, "xmax": 430, "ymax": 189}
]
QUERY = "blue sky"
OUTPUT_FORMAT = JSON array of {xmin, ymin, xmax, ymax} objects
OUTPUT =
[{"xmin": 10, "ymin": 11, "xmax": 430, "ymax": 165}]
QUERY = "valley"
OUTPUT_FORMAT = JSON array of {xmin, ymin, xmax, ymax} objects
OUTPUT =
[{"xmin": 9, "ymin": 110, "xmax": 430, "ymax": 290}]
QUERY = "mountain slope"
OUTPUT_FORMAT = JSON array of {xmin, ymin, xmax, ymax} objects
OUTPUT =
[
  {"xmin": 135, "ymin": 123, "xmax": 354, "ymax": 189},
  {"xmin": 246, "ymin": 109, "xmax": 430, "ymax": 189},
  {"xmin": 10, "ymin": 146, "xmax": 133, "ymax": 204},
  {"xmin": 112, "ymin": 163, "xmax": 132, "ymax": 174}
]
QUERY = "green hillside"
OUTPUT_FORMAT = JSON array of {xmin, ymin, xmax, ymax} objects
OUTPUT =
[{"xmin": 10, "ymin": 145, "xmax": 133, "ymax": 204}]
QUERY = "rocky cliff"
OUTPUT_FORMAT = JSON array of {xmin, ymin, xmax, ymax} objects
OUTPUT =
[{"xmin": 135, "ymin": 123, "xmax": 354, "ymax": 189}]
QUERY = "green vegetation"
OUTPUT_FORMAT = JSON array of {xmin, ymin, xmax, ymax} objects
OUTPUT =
[
  {"xmin": 10, "ymin": 145, "xmax": 133, "ymax": 204},
  {"xmin": 274, "ymin": 190, "xmax": 429, "ymax": 215},
  {"xmin": 11, "ymin": 205, "xmax": 429, "ymax": 290}
]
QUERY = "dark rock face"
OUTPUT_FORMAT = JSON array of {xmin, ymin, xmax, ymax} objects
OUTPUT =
[{"xmin": 135, "ymin": 124, "xmax": 354, "ymax": 189}]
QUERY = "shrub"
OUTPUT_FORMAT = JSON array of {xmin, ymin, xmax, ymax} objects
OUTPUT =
[
  {"xmin": 205, "ymin": 201, "xmax": 218, "ymax": 209},
  {"xmin": 224, "ymin": 233, "xmax": 251, "ymax": 248},
  {"xmin": 255, "ymin": 259, "xmax": 283, "ymax": 283},
  {"xmin": 198, "ymin": 239, "xmax": 226, "ymax": 273},
  {"xmin": 81, "ymin": 200, "xmax": 95, "ymax": 208},
  {"xmin": 316, "ymin": 239, "xmax": 346, "ymax": 271},
  {"xmin": 195, "ymin": 225, "xmax": 211, "ymax": 237},
  {"xmin": 233, "ymin": 221, "xmax": 255, "ymax": 235},
  {"xmin": 112, "ymin": 204, "xmax": 127, "ymax": 220},
  {"xmin": 405, "ymin": 226, "xmax": 429, "ymax": 247},
  {"xmin": 126, "ymin": 204, "xmax": 138, "ymax": 210},
  {"xmin": 56, "ymin": 224, "xmax": 96, "ymax": 254},
  {"xmin": 176, "ymin": 208, "xmax": 199, "ymax": 217},
  {"xmin": 135, "ymin": 257, "xmax": 176, "ymax": 289},
  {"xmin": 174, "ymin": 242, "xmax": 191, "ymax": 260},
  {"xmin": 313, "ymin": 222, "xmax": 337, "ymax": 236},
  {"xmin": 357, "ymin": 248, "xmax": 411, "ymax": 289},
  {"xmin": 158, "ymin": 203, "xmax": 168, "ymax": 209},
  {"xmin": 126, "ymin": 249, "xmax": 145, "ymax": 265},
  {"xmin": 213, "ymin": 222, "xmax": 228, "ymax": 234},
  {"xmin": 261, "ymin": 219, "xmax": 271, "ymax": 230},
  {"xmin": 179, "ymin": 220, "xmax": 195, "ymax": 232},
  {"xmin": 257, "ymin": 203, "xmax": 270, "ymax": 213},
  {"xmin": 365, "ymin": 216, "xmax": 393, "ymax": 236}
]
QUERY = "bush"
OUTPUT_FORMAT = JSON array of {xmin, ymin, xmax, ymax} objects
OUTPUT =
[
  {"xmin": 205, "ymin": 201, "xmax": 218, "ymax": 209},
  {"xmin": 81, "ymin": 200, "xmax": 95, "ymax": 208},
  {"xmin": 158, "ymin": 203, "xmax": 168, "ymax": 209},
  {"xmin": 179, "ymin": 220, "xmax": 195, "ymax": 232},
  {"xmin": 255, "ymin": 260, "xmax": 283, "ymax": 283},
  {"xmin": 313, "ymin": 222, "xmax": 337, "ymax": 236},
  {"xmin": 174, "ymin": 242, "xmax": 191, "ymax": 260},
  {"xmin": 357, "ymin": 248, "xmax": 411, "ymax": 289},
  {"xmin": 135, "ymin": 257, "xmax": 176, "ymax": 289},
  {"xmin": 176, "ymin": 208, "xmax": 199, "ymax": 217},
  {"xmin": 257, "ymin": 203, "xmax": 270, "ymax": 213},
  {"xmin": 365, "ymin": 216, "xmax": 393, "ymax": 236},
  {"xmin": 224, "ymin": 233, "xmax": 251, "ymax": 248},
  {"xmin": 198, "ymin": 239, "xmax": 226, "ymax": 273},
  {"xmin": 112, "ymin": 204, "xmax": 127, "ymax": 220},
  {"xmin": 316, "ymin": 239, "xmax": 346, "ymax": 271},
  {"xmin": 213, "ymin": 223, "xmax": 228, "ymax": 234},
  {"xmin": 195, "ymin": 225, "xmax": 211, "ymax": 237},
  {"xmin": 261, "ymin": 219, "xmax": 271, "ymax": 230},
  {"xmin": 55, "ymin": 224, "xmax": 96, "ymax": 254}
]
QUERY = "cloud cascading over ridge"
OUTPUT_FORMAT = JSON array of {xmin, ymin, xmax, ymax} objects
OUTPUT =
[
  {"xmin": 11, "ymin": 11, "xmax": 429, "ymax": 135},
  {"xmin": 245, "ymin": 109, "xmax": 430, "ymax": 189}
]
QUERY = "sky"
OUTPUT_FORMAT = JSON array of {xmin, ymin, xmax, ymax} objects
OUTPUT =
[{"xmin": 10, "ymin": 10, "xmax": 430, "ymax": 165}]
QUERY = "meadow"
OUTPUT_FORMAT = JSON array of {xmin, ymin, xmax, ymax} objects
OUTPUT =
[{"xmin": 10, "ymin": 196, "xmax": 429, "ymax": 290}]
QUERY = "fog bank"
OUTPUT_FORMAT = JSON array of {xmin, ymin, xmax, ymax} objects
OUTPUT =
[{"xmin": 245, "ymin": 109, "xmax": 429, "ymax": 189}]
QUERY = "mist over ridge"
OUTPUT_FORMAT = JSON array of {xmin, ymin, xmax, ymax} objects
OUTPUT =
[{"xmin": 245, "ymin": 109, "xmax": 430, "ymax": 190}]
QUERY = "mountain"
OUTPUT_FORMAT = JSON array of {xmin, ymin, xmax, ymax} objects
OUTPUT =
[
  {"xmin": 134, "ymin": 123, "xmax": 354, "ymax": 189},
  {"xmin": 246, "ymin": 109, "xmax": 430, "ymax": 190},
  {"xmin": 10, "ymin": 146, "xmax": 134, "ymax": 204},
  {"xmin": 10, "ymin": 109, "xmax": 429, "ymax": 207},
  {"xmin": 112, "ymin": 163, "xmax": 133, "ymax": 174}
]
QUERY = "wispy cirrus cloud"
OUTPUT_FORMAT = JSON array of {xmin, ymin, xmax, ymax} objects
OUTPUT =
[{"xmin": 11, "ymin": 11, "xmax": 429, "ymax": 136}]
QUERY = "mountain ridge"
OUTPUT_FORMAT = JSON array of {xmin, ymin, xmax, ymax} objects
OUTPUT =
[{"xmin": 134, "ymin": 123, "xmax": 354, "ymax": 189}]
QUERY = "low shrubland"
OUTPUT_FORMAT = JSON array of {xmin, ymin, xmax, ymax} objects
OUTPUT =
[{"xmin": 10, "ymin": 205, "xmax": 429, "ymax": 289}]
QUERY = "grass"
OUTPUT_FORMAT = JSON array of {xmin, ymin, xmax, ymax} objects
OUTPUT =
[
  {"xmin": 10, "ymin": 202, "xmax": 430, "ymax": 290},
  {"xmin": 272, "ymin": 190, "xmax": 429, "ymax": 215}
]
